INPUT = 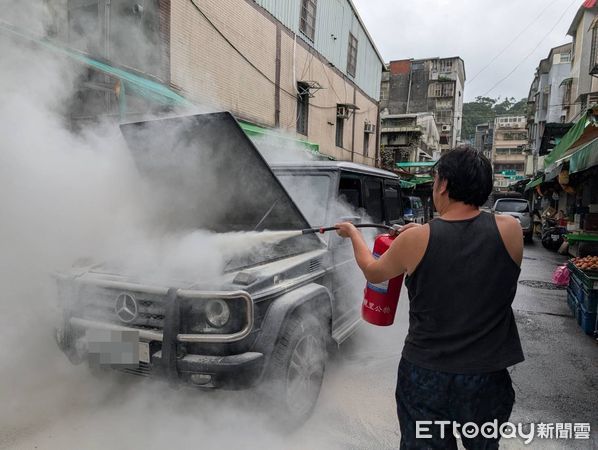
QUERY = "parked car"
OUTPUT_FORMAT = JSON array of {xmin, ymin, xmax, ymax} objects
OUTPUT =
[
  {"xmin": 492, "ymin": 198, "xmax": 533, "ymax": 243},
  {"xmin": 54, "ymin": 112, "xmax": 405, "ymax": 426},
  {"xmin": 403, "ymin": 195, "xmax": 425, "ymax": 224}
]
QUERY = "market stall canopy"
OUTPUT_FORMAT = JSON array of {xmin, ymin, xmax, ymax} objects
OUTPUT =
[
  {"xmin": 237, "ymin": 120, "xmax": 325, "ymax": 158},
  {"xmin": 524, "ymin": 175, "xmax": 544, "ymax": 192},
  {"xmin": 396, "ymin": 161, "xmax": 437, "ymax": 168},
  {"xmin": 0, "ymin": 19, "xmax": 194, "ymax": 110},
  {"xmin": 539, "ymin": 123, "xmax": 573, "ymax": 156},
  {"xmin": 399, "ymin": 179, "xmax": 416, "ymax": 189},
  {"xmin": 409, "ymin": 176, "xmax": 435, "ymax": 185},
  {"xmin": 543, "ymin": 115, "xmax": 589, "ymax": 169},
  {"xmin": 557, "ymin": 137, "xmax": 598, "ymax": 174}
]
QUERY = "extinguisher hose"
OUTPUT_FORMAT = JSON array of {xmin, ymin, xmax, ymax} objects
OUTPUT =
[{"xmin": 302, "ymin": 223, "xmax": 398, "ymax": 235}]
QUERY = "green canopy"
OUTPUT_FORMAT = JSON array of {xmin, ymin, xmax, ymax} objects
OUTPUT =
[
  {"xmin": 238, "ymin": 120, "xmax": 321, "ymax": 155},
  {"xmin": 410, "ymin": 176, "xmax": 434, "ymax": 185},
  {"xmin": 0, "ymin": 21, "xmax": 194, "ymax": 110},
  {"xmin": 399, "ymin": 179, "xmax": 416, "ymax": 189},
  {"xmin": 396, "ymin": 161, "xmax": 437, "ymax": 168},
  {"xmin": 567, "ymin": 137, "xmax": 598, "ymax": 174},
  {"xmin": 524, "ymin": 175, "xmax": 544, "ymax": 191},
  {"xmin": 544, "ymin": 115, "xmax": 589, "ymax": 168}
]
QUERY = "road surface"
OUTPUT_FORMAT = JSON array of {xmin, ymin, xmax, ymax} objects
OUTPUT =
[{"xmin": 1, "ymin": 241, "xmax": 597, "ymax": 449}]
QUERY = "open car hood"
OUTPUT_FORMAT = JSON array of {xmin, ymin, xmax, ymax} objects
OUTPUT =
[{"xmin": 119, "ymin": 112, "xmax": 323, "ymax": 270}]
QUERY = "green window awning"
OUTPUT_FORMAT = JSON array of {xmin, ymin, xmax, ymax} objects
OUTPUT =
[
  {"xmin": 399, "ymin": 179, "xmax": 416, "ymax": 189},
  {"xmin": 524, "ymin": 176, "xmax": 544, "ymax": 191}
]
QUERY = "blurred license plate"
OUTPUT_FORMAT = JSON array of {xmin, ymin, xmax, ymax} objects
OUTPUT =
[
  {"xmin": 86, "ymin": 329, "xmax": 140, "ymax": 368},
  {"xmin": 139, "ymin": 341, "xmax": 150, "ymax": 363},
  {"xmin": 551, "ymin": 234, "xmax": 560, "ymax": 241}
]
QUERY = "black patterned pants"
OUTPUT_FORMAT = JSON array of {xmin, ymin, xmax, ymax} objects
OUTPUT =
[{"xmin": 395, "ymin": 358, "xmax": 515, "ymax": 449}]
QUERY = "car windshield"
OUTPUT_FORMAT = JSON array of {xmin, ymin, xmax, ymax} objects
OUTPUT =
[
  {"xmin": 275, "ymin": 173, "xmax": 332, "ymax": 226},
  {"xmin": 495, "ymin": 200, "xmax": 529, "ymax": 213}
]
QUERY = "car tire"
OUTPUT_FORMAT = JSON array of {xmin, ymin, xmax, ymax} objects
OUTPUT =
[
  {"xmin": 524, "ymin": 232, "xmax": 533, "ymax": 244},
  {"xmin": 264, "ymin": 313, "xmax": 327, "ymax": 428}
]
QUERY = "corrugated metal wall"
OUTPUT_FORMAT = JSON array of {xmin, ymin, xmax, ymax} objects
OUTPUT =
[{"xmin": 254, "ymin": 0, "xmax": 382, "ymax": 100}]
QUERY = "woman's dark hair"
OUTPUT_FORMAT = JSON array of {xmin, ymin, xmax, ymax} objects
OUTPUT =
[{"xmin": 434, "ymin": 147, "xmax": 493, "ymax": 207}]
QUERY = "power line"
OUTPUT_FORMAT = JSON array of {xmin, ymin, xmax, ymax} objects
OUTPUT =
[
  {"xmin": 480, "ymin": 0, "xmax": 578, "ymax": 97},
  {"xmin": 468, "ymin": 0, "xmax": 562, "ymax": 84},
  {"xmin": 187, "ymin": 0, "xmax": 357, "ymax": 112}
]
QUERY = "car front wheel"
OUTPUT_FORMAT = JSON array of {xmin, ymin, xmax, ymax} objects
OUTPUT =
[{"xmin": 265, "ymin": 314, "xmax": 327, "ymax": 427}]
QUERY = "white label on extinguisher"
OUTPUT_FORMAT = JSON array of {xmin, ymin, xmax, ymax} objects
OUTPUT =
[
  {"xmin": 367, "ymin": 252, "xmax": 388, "ymax": 293},
  {"xmin": 367, "ymin": 280, "xmax": 389, "ymax": 294}
]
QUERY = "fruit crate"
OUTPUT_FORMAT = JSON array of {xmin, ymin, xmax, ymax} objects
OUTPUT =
[
  {"xmin": 578, "ymin": 302, "xmax": 598, "ymax": 335},
  {"xmin": 567, "ymin": 261, "xmax": 598, "ymax": 290},
  {"xmin": 568, "ymin": 272, "xmax": 598, "ymax": 313},
  {"xmin": 566, "ymin": 287, "xmax": 578, "ymax": 315}
]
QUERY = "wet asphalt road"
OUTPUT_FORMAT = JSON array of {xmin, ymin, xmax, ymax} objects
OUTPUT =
[
  {"xmin": 296, "ymin": 239, "xmax": 598, "ymax": 449},
  {"xmin": 2, "ymin": 240, "xmax": 597, "ymax": 449}
]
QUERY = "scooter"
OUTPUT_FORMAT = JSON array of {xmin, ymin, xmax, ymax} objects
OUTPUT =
[{"xmin": 541, "ymin": 218, "xmax": 568, "ymax": 251}]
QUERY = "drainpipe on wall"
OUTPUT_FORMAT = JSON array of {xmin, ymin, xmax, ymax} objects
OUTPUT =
[
  {"xmin": 406, "ymin": 65, "xmax": 412, "ymax": 114},
  {"xmin": 274, "ymin": 24, "xmax": 281, "ymax": 127},
  {"xmin": 375, "ymin": 103, "xmax": 381, "ymax": 168},
  {"xmin": 351, "ymin": 87, "xmax": 356, "ymax": 162}
]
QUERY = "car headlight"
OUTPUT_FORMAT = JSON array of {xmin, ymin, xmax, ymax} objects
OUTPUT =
[{"xmin": 205, "ymin": 299, "xmax": 230, "ymax": 328}]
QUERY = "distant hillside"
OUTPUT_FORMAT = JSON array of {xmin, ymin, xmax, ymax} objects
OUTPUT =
[{"xmin": 462, "ymin": 96, "xmax": 527, "ymax": 143}]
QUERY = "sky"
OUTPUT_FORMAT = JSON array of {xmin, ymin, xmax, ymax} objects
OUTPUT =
[{"xmin": 352, "ymin": 0, "xmax": 581, "ymax": 102}]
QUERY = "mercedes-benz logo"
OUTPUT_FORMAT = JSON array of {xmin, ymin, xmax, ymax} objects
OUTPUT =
[{"xmin": 115, "ymin": 293, "xmax": 138, "ymax": 323}]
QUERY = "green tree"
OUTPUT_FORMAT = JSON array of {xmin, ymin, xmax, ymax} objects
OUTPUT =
[{"xmin": 461, "ymin": 96, "xmax": 527, "ymax": 143}]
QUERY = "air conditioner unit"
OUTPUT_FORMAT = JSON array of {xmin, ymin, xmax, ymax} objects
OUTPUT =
[
  {"xmin": 364, "ymin": 122, "xmax": 376, "ymax": 134},
  {"xmin": 441, "ymin": 124, "xmax": 451, "ymax": 132},
  {"xmin": 337, "ymin": 105, "xmax": 349, "ymax": 119}
]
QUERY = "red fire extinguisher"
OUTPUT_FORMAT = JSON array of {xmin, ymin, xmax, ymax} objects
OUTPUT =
[{"xmin": 362, "ymin": 233, "xmax": 404, "ymax": 326}]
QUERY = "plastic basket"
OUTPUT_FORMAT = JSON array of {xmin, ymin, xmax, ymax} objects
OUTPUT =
[
  {"xmin": 569, "ymin": 274, "xmax": 598, "ymax": 313},
  {"xmin": 567, "ymin": 261, "xmax": 598, "ymax": 290},
  {"xmin": 578, "ymin": 302, "xmax": 598, "ymax": 335},
  {"xmin": 566, "ymin": 288, "xmax": 578, "ymax": 315}
]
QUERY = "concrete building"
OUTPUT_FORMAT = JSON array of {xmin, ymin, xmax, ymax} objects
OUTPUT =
[
  {"xmin": 526, "ymin": 43, "xmax": 573, "ymax": 174},
  {"xmin": 380, "ymin": 57, "xmax": 466, "ymax": 153},
  {"xmin": 474, "ymin": 122, "xmax": 494, "ymax": 160},
  {"xmin": 46, "ymin": 0, "xmax": 385, "ymax": 165},
  {"xmin": 492, "ymin": 115, "xmax": 528, "ymax": 190},
  {"xmin": 566, "ymin": 1, "xmax": 598, "ymax": 122},
  {"xmin": 379, "ymin": 113, "xmax": 440, "ymax": 167}
]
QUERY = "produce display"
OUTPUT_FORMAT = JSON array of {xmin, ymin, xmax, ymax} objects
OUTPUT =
[{"xmin": 570, "ymin": 255, "xmax": 598, "ymax": 272}]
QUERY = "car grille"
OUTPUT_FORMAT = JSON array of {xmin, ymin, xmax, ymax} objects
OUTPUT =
[
  {"xmin": 76, "ymin": 287, "xmax": 166, "ymax": 331},
  {"xmin": 119, "ymin": 361, "xmax": 152, "ymax": 377}
]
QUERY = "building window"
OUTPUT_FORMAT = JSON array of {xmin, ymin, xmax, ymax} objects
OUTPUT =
[
  {"xmin": 439, "ymin": 59, "xmax": 453, "ymax": 72},
  {"xmin": 591, "ymin": 26, "xmax": 598, "ymax": 73},
  {"xmin": 336, "ymin": 116, "xmax": 344, "ymax": 148},
  {"xmin": 436, "ymin": 109, "xmax": 452, "ymax": 123},
  {"xmin": 380, "ymin": 84, "xmax": 388, "ymax": 101},
  {"xmin": 560, "ymin": 52, "xmax": 571, "ymax": 63},
  {"xmin": 429, "ymin": 82, "xmax": 454, "ymax": 98},
  {"xmin": 300, "ymin": 0, "xmax": 317, "ymax": 41},
  {"xmin": 347, "ymin": 32, "xmax": 358, "ymax": 77},
  {"xmin": 363, "ymin": 132, "xmax": 369, "ymax": 156},
  {"xmin": 296, "ymin": 82, "xmax": 309, "ymax": 136}
]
